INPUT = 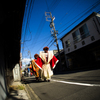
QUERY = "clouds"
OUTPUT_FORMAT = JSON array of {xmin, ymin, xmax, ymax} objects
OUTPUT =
[
  {"xmin": 21, "ymin": 58, "xmax": 32, "ymax": 63},
  {"xmin": 21, "ymin": 58, "xmax": 33, "ymax": 69}
]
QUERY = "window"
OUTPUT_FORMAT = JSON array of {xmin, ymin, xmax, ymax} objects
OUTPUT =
[
  {"xmin": 96, "ymin": 15, "xmax": 100, "ymax": 24},
  {"xmin": 72, "ymin": 30, "xmax": 81, "ymax": 43},
  {"xmin": 65, "ymin": 39, "xmax": 70, "ymax": 48},
  {"xmin": 79, "ymin": 24, "xmax": 89, "ymax": 39}
]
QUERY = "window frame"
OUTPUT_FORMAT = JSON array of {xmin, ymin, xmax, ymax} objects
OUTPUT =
[
  {"xmin": 79, "ymin": 24, "xmax": 90, "ymax": 39},
  {"xmin": 72, "ymin": 29, "xmax": 81, "ymax": 43},
  {"xmin": 65, "ymin": 39, "xmax": 70, "ymax": 48}
]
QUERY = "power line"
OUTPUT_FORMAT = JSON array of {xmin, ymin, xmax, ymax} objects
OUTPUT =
[
  {"xmin": 22, "ymin": 0, "xmax": 32, "ymax": 43},
  {"xmin": 30, "ymin": 0, "xmax": 61, "ymax": 52},
  {"xmin": 58, "ymin": 0, "xmax": 100, "ymax": 36},
  {"xmin": 22, "ymin": 0, "xmax": 30, "ymax": 58},
  {"xmin": 21, "ymin": 0, "xmax": 29, "ymax": 32},
  {"xmin": 30, "ymin": 15, "xmax": 46, "ymax": 49},
  {"xmin": 22, "ymin": 0, "xmax": 33, "ymax": 58},
  {"xmin": 34, "ymin": 0, "xmax": 61, "ymax": 52},
  {"xmin": 31, "ymin": 0, "xmax": 61, "ymax": 45},
  {"xmin": 49, "ymin": 41, "xmax": 55, "ymax": 48},
  {"xmin": 57, "ymin": 0, "xmax": 80, "ymax": 25},
  {"xmin": 58, "ymin": 0, "xmax": 100, "ymax": 31},
  {"xmin": 45, "ymin": 11, "xmax": 62, "ymax": 69},
  {"xmin": 21, "ymin": 0, "xmax": 30, "ymax": 40},
  {"xmin": 45, "ymin": 0, "xmax": 50, "ymax": 12},
  {"xmin": 32, "ymin": 35, "xmax": 51, "ymax": 45},
  {"xmin": 30, "ymin": 0, "xmax": 56, "ymax": 46},
  {"xmin": 26, "ymin": 0, "xmax": 35, "ymax": 40},
  {"xmin": 21, "ymin": 0, "xmax": 63, "ymax": 58},
  {"xmin": 22, "ymin": 0, "xmax": 100, "ymax": 59},
  {"xmin": 47, "ymin": 39, "xmax": 54, "ymax": 47},
  {"xmin": 50, "ymin": 0, "xmax": 61, "ymax": 12},
  {"xmin": 34, "ymin": 37, "xmax": 52, "ymax": 56},
  {"xmin": 23, "ymin": 0, "xmax": 35, "ymax": 42}
]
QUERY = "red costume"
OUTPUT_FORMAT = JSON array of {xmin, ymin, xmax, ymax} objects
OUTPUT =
[
  {"xmin": 36, "ymin": 55, "xmax": 58, "ymax": 69},
  {"xmin": 35, "ymin": 51, "xmax": 59, "ymax": 80}
]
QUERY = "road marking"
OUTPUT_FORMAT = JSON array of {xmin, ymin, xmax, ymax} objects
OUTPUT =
[{"xmin": 51, "ymin": 80, "xmax": 100, "ymax": 87}]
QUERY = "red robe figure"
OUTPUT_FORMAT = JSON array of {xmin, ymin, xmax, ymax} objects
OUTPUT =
[{"xmin": 35, "ymin": 46, "xmax": 59, "ymax": 82}]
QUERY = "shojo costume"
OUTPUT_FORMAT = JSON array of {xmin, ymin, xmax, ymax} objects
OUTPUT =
[{"xmin": 35, "ymin": 50, "xmax": 59, "ymax": 81}]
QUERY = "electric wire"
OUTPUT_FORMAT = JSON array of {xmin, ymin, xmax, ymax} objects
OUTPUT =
[
  {"xmin": 58, "ymin": 0, "xmax": 100, "ymax": 31},
  {"xmin": 26, "ymin": 0, "xmax": 35, "ymax": 41},
  {"xmin": 29, "ymin": 0, "xmax": 60, "ymax": 53},
  {"xmin": 22, "ymin": 0, "xmax": 30, "ymax": 58},
  {"xmin": 22, "ymin": 0, "xmax": 100, "ymax": 59},
  {"xmin": 34, "ymin": 0, "xmax": 62, "ymax": 53},
  {"xmin": 49, "ymin": 41, "xmax": 55, "ymax": 48},
  {"xmin": 35, "ymin": 0, "xmax": 61, "ymax": 52},
  {"xmin": 33, "ymin": 36, "xmax": 52, "ymax": 56},
  {"xmin": 23, "ymin": 0, "xmax": 35, "ymax": 42},
  {"xmin": 22, "ymin": 0, "xmax": 33, "ymax": 58},
  {"xmin": 27, "ymin": 35, "xmax": 51, "ymax": 48},
  {"xmin": 58, "ymin": 0, "xmax": 100, "ymax": 36},
  {"xmin": 30, "ymin": 0, "xmax": 56, "ymax": 45},
  {"xmin": 61, "ymin": 0, "xmax": 80, "ymax": 24},
  {"xmin": 51, "ymin": 0, "xmax": 99, "ymax": 50},
  {"xmin": 45, "ymin": 0, "xmax": 50, "ymax": 12},
  {"xmin": 57, "ymin": 0, "xmax": 80, "ymax": 25},
  {"xmin": 50, "ymin": 0, "xmax": 61, "ymax": 12},
  {"xmin": 47, "ymin": 39, "xmax": 54, "ymax": 47}
]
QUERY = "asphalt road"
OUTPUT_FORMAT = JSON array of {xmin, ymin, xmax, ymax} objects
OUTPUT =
[{"xmin": 24, "ymin": 68, "xmax": 100, "ymax": 100}]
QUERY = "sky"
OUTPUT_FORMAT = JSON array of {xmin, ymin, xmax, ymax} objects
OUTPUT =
[{"xmin": 21, "ymin": 0, "xmax": 100, "ymax": 68}]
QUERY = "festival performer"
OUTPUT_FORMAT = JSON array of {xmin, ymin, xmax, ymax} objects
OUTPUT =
[
  {"xmin": 35, "ymin": 46, "xmax": 59, "ymax": 82},
  {"xmin": 30, "ymin": 54, "xmax": 40, "ymax": 81},
  {"xmin": 29, "ymin": 61, "xmax": 36, "ymax": 76}
]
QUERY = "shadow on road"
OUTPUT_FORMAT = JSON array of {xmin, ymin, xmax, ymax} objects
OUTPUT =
[
  {"xmin": 21, "ymin": 76, "xmax": 45, "ymax": 84},
  {"xmin": 54, "ymin": 67, "xmax": 100, "ymax": 75}
]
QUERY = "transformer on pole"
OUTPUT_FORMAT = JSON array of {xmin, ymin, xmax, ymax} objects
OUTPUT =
[{"xmin": 45, "ymin": 12, "xmax": 62, "ymax": 71}]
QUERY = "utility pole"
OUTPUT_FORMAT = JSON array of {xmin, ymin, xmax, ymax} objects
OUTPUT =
[
  {"xmin": 45, "ymin": 12, "xmax": 62, "ymax": 71},
  {"xmin": 28, "ymin": 50, "xmax": 31, "ymax": 60}
]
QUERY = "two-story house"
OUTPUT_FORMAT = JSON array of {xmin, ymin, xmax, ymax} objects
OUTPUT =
[{"xmin": 61, "ymin": 12, "xmax": 100, "ymax": 69}]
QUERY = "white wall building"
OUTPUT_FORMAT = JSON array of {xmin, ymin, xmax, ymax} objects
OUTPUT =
[{"xmin": 61, "ymin": 12, "xmax": 100, "ymax": 69}]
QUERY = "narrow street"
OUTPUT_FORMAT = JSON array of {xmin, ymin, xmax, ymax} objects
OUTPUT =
[{"xmin": 24, "ymin": 68, "xmax": 100, "ymax": 100}]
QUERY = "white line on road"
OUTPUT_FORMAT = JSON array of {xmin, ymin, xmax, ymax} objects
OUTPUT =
[{"xmin": 51, "ymin": 80, "xmax": 100, "ymax": 87}]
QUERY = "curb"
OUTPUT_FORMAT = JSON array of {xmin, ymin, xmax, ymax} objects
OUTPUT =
[
  {"xmin": 25, "ymin": 84, "xmax": 41, "ymax": 100},
  {"xmin": 24, "ymin": 84, "xmax": 31, "ymax": 100}
]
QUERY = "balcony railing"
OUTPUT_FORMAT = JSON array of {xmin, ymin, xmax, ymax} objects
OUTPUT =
[{"xmin": 73, "ymin": 32, "xmax": 90, "ymax": 44}]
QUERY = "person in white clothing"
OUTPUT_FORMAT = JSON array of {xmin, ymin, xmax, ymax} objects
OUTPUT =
[{"xmin": 35, "ymin": 46, "xmax": 59, "ymax": 82}]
